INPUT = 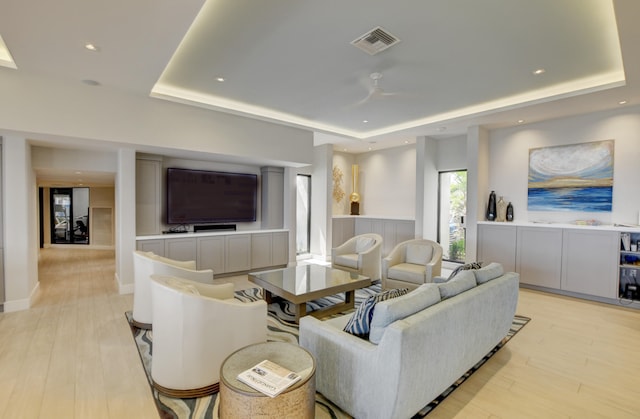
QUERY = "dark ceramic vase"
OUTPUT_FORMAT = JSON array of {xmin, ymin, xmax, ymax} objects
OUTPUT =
[
  {"xmin": 486, "ymin": 191, "xmax": 496, "ymax": 221},
  {"xmin": 506, "ymin": 202, "xmax": 514, "ymax": 221}
]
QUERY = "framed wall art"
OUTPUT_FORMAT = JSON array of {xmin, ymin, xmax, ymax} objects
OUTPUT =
[{"xmin": 528, "ymin": 139, "xmax": 614, "ymax": 212}]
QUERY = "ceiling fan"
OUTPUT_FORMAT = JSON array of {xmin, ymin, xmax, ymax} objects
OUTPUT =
[{"xmin": 354, "ymin": 72, "xmax": 397, "ymax": 106}]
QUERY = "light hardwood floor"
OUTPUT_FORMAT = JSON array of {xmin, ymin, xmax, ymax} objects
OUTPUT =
[{"xmin": 0, "ymin": 248, "xmax": 639, "ymax": 418}]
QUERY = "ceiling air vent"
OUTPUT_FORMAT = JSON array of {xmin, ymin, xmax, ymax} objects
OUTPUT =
[{"xmin": 351, "ymin": 26, "xmax": 400, "ymax": 55}]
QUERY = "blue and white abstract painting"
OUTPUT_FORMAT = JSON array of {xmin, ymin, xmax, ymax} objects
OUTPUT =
[{"xmin": 528, "ymin": 140, "xmax": 614, "ymax": 212}]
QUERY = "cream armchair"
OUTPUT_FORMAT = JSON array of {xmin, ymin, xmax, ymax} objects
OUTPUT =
[
  {"xmin": 149, "ymin": 274, "xmax": 267, "ymax": 397},
  {"xmin": 331, "ymin": 233, "xmax": 383, "ymax": 281},
  {"xmin": 382, "ymin": 239, "xmax": 442, "ymax": 290},
  {"xmin": 132, "ymin": 250, "xmax": 214, "ymax": 329}
]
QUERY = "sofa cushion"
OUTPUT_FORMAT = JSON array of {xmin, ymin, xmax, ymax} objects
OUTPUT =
[
  {"xmin": 405, "ymin": 244, "xmax": 432, "ymax": 265},
  {"xmin": 355, "ymin": 237, "xmax": 376, "ymax": 253},
  {"xmin": 474, "ymin": 262, "xmax": 504, "ymax": 284},
  {"xmin": 343, "ymin": 288, "xmax": 409, "ymax": 338},
  {"xmin": 369, "ymin": 284, "xmax": 441, "ymax": 344},
  {"xmin": 447, "ymin": 261, "xmax": 483, "ymax": 280},
  {"xmin": 439, "ymin": 270, "xmax": 476, "ymax": 299},
  {"xmin": 387, "ymin": 263, "xmax": 426, "ymax": 284},
  {"xmin": 334, "ymin": 253, "xmax": 359, "ymax": 269}
]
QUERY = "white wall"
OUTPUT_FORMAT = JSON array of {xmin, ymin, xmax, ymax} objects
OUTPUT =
[
  {"xmin": 353, "ymin": 145, "xmax": 416, "ymax": 217},
  {"xmin": 331, "ymin": 152, "xmax": 355, "ymax": 215},
  {"xmin": 487, "ymin": 105, "xmax": 640, "ymax": 225},
  {"xmin": 0, "ymin": 71, "xmax": 314, "ymax": 167}
]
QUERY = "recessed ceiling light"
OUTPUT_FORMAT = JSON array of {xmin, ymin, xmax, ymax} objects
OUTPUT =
[
  {"xmin": 363, "ymin": 120, "xmax": 369, "ymax": 123},
  {"xmin": 368, "ymin": 147, "xmax": 372, "ymax": 151},
  {"xmin": 84, "ymin": 43, "xmax": 100, "ymax": 52},
  {"xmin": 216, "ymin": 77, "xmax": 225, "ymax": 82},
  {"xmin": 404, "ymin": 140, "xmax": 409, "ymax": 144},
  {"xmin": 343, "ymin": 148, "xmax": 347, "ymax": 152},
  {"xmin": 82, "ymin": 79, "xmax": 100, "ymax": 86},
  {"xmin": 619, "ymin": 100, "xmax": 627, "ymax": 105},
  {"xmin": 517, "ymin": 119, "xmax": 525, "ymax": 124},
  {"xmin": 533, "ymin": 68, "xmax": 545, "ymax": 75},
  {"xmin": 75, "ymin": 171, "xmax": 82, "ymax": 174}
]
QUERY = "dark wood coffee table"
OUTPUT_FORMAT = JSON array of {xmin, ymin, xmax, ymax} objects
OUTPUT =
[{"xmin": 249, "ymin": 264, "xmax": 370, "ymax": 323}]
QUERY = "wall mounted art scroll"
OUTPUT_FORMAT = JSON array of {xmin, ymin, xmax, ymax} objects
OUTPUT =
[{"xmin": 528, "ymin": 139, "xmax": 614, "ymax": 212}]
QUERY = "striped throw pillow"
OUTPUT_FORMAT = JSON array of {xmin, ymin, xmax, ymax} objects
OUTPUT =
[{"xmin": 343, "ymin": 288, "xmax": 409, "ymax": 339}]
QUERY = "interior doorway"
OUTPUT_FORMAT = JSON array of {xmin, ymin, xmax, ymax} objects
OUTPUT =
[
  {"xmin": 49, "ymin": 187, "xmax": 90, "ymax": 245},
  {"xmin": 438, "ymin": 170, "xmax": 467, "ymax": 263}
]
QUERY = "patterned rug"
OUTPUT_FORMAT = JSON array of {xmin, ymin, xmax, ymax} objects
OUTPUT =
[{"xmin": 126, "ymin": 283, "xmax": 530, "ymax": 418}]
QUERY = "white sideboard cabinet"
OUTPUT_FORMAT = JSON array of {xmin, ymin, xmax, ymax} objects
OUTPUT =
[
  {"xmin": 477, "ymin": 224, "xmax": 517, "ymax": 272},
  {"xmin": 137, "ymin": 229, "xmax": 288, "ymax": 276},
  {"xmin": 516, "ymin": 226, "xmax": 563, "ymax": 289},
  {"xmin": 477, "ymin": 222, "xmax": 622, "ymax": 304},
  {"xmin": 561, "ymin": 229, "xmax": 618, "ymax": 298}
]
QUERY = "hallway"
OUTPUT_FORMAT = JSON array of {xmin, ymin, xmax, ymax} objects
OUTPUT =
[{"xmin": 0, "ymin": 248, "xmax": 157, "ymax": 418}]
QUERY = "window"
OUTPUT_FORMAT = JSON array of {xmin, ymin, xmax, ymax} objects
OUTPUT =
[
  {"xmin": 296, "ymin": 175, "xmax": 311, "ymax": 255},
  {"xmin": 437, "ymin": 170, "xmax": 466, "ymax": 262}
]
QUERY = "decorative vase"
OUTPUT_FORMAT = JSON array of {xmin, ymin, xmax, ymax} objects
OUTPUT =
[
  {"xmin": 350, "ymin": 164, "xmax": 360, "ymax": 215},
  {"xmin": 506, "ymin": 202, "xmax": 514, "ymax": 221},
  {"xmin": 496, "ymin": 196, "xmax": 507, "ymax": 222},
  {"xmin": 486, "ymin": 191, "xmax": 496, "ymax": 221}
]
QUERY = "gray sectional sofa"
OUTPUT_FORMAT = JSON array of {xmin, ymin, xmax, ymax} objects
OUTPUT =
[{"xmin": 299, "ymin": 263, "xmax": 519, "ymax": 419}]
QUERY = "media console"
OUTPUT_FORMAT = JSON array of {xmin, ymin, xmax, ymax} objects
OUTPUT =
[{"xmin": 136, "ymin": 229, "xmax": 289, "ymax": 277}]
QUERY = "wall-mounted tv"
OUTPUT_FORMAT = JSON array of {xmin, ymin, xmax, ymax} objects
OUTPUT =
[{"xmin": 166, "ymin": 168, "xmax": 258, "ymax": 224}]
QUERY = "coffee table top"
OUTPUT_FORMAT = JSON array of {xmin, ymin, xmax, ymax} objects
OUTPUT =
[{"xmin": 249, "ymin": 264, "xmax": 370, "ymax": 304}]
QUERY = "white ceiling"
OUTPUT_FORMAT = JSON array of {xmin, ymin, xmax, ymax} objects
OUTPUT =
[{"xmin": 1, "ymin": 0, "xmax": 639, "ymax": 160}]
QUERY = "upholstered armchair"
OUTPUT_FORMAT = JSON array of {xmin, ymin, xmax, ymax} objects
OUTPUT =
[
  {"xmin": 331, "ymin": 233, "xmax": 383, "ymax": 281},
  {"xmin": 132, "ymin": 250, "xmax": 214, "ymax": 329},
  {"xmin": 149, "ymin": 274, "xmax": 267, "ymax": 397},
  {"xmin": 382, "ymin": 239, "xmax": 442, "ymax": 290}
]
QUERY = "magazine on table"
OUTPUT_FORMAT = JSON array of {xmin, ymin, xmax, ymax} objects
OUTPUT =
[{"xmin": 237, "ymin": 359, "xmax": 301, "ymax": 398}]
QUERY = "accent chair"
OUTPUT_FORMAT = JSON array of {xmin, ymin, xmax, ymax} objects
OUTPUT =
[
  {"xmin": 132, "ymin": 250, "xmax": 214, "ymax": 329},
  {"xmin": 331, "ymin": 233, "xmax": 383, "ymax": 281},
  {"xmin": 149, "ymin": 274, "xmax": 267, "ymax": 397},
  {"xmin": 381, "ymin": 239, "xmax": 442, "ymax": 290}
]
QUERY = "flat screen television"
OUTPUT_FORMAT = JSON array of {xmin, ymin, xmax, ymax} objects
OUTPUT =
[{"xmin": 166, "ymin": 168, "xmax": 258, "ymax": 224}]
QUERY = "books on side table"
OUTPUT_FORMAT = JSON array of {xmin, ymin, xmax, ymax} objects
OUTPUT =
[{"xmin": 237, "ymin": 359, "xmax": 301, "ymax": 398}]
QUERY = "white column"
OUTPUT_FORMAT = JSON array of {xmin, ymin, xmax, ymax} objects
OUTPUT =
[
  {"xmin": 466, "ymin": 125, "xmax": 490, "ymax": 262},
  {"xmin": 283, "ymin": 167, "xmax": 296, "ymax": 265},
  {"xmin": 115, "ymin": 148, "xmax": 137, "ymax": 293},
  {"xmin": 310, "ymin": 144, "xmax": 332, "ymax": 260},
  {"xmin": 2, "ymin": 134, "xmax": 38, "ymax": 311},
  {"xmin": 416, "ymin": 136, "xmax": 438, "ymax": 240}
]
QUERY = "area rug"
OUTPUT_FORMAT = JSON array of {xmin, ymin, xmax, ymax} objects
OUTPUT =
[{"xmin": 126, "ymin": 284, "xmax": 530, "ymax": 418}]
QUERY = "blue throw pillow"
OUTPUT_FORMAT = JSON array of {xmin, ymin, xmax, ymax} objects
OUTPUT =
[{"xmin": 343, "ymin": 288, "xmax": 409, "ymax": 338}]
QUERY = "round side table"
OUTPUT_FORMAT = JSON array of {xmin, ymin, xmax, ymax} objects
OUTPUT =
[{"xmin": 219, "ymin": 341, "xmax": 316, "ymax": 419}]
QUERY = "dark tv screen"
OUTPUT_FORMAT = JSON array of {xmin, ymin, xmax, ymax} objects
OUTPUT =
[{"xmin": 166, "ymin": 168, "xmax": 258, "ymax": 224}]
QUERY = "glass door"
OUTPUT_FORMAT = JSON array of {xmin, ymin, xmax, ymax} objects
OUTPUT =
[
  {"xmin": 50, "ymin": 187, "xmax": 90, "ymax": 244},
  {"xmin": 438, "ymin": 170, "xmax": 467, "ymax": 262}
]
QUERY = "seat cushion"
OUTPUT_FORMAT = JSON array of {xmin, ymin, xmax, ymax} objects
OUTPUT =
[
  {"xmin": 369, "ymin": 284, "xmax": 441, "ymax": 344},
  {"xmin": 405, "ymin": 244, "xmax": 432, "ymax": 265},
  {"xmin": 343, "ymin": 288, "xmax": 409, "ymax": 338},
  {"xmin": 355, "ymin": 237, "xmax": 376, "ymax": 253},
  {"xmin": 334, "ymin": 253, "xmax": 359, "ymax": 269},
  {"xmin": 387, "ymin": 263, "xmax": 426, "ymax": 284},
  {"xmin": 438, "ymin": 270, "xmax": 476, "ymax": 299}
]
